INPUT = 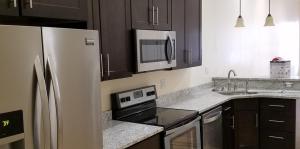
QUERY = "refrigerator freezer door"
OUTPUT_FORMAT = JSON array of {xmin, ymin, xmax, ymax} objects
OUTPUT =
[
  {"xmin": 42, "ymin": 27, "xmax": 102, "ymax": 149},
  {"xmin": 0, "ymin": 25, "xmax": 48, "ymax": 149}
]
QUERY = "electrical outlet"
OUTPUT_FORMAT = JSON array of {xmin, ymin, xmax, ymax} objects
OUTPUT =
[
  {"xmin": 205, "ymin": 67, "xmax": 209, "ymax": 75},
  {"xmin": 160, "ymin": 79, "xmax": 166, "ymax": 89},
  {"xmin": 284, "ymin": 82, "xmax": 293, "ymax": 88}
]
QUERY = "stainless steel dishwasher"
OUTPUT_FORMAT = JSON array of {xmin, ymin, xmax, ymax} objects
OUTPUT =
[{"xmin": 202, "ymin": 106, "xmax": 223, "ymax": 149}]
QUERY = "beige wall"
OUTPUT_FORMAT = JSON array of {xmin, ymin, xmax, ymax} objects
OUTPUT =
[{"xmin": 100, "ymin": 0, "xmax": 300, "ymax": 111}]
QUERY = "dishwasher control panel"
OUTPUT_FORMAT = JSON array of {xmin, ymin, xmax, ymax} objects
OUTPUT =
[{"xmin": 111, "ymin": 85, "xmax": 157, "ymax": 109}]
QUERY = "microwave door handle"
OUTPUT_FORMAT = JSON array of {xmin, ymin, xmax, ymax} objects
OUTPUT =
[{"xmin": 167, "ymin": 34, "xmax": 174, "ymax": 64}]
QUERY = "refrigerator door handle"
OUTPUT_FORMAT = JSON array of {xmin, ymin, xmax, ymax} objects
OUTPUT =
[
  {"xmin": 47, "ymin": 57, "xmax": 63, "ymax": 149},
  {"xmin": 34, "ymin": 56, "xmax": 51, "ymax": 149}
]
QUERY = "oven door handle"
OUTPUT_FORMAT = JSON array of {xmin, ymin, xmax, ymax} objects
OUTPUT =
[
  {"xmin": 166, "ymin": 34, "xmax": 174, "ymax": 64},
  {"xmin": 165, "ymin": 116, "xmax": 201, "ymax": 136},
  {"xmin": 203, "ymin": 111, "xmax": 222, "ymax": 124}
]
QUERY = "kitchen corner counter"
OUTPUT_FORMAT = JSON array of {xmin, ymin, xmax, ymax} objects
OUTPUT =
[
  {"xmin": 103, "ymin": 120, "xmax": 163, "ymax": 149},
  {"xmin": 158, "ymin": 88, "xmax": 300, "ymax": 114},
  {"xmin": 102, "ymin": 82, "xmax": 300, "ymax": 149}
]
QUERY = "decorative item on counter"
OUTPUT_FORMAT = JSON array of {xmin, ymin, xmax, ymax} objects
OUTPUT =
[{"xmin": 270, "ymin": 57, "xmax": 290, "ymax": 78}]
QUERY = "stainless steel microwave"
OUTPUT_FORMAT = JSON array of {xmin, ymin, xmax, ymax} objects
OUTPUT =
[{"xmin": 135, "ymin": 30, "xmax": 176, "ymax": 72}]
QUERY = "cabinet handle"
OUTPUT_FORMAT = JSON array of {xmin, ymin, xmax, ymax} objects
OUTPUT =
[
  {"xmin": 268, "ymin": 104, "xmax": 285, "ymax": 108},
  {"xmin": 268, "ymin": 120, "xmax": 285, "ymax": 123},
  {"xmin": 25, "ymin": 0, "xmax": 33, "ymax": 8},
  {"xmin": 30, "ymin": 0, "xmax": 33, "ymax": 8},
  {"xmin": 268, "ymin": 136, "xmax": 285, "ymax": 140},
  {"xmin": 152, "ymin": 6, "xmax": 155, "ymax": 25},
  {"xmin": 29, "ymin": 0, "xmax": 33, "ymax": 8},
  {"xmin": 187, "ymin": 49, "xmax": 190, "ymax": 64},
  {"xmin": 11, "ymin": 0, "xmax": 17, "ymax": 8},
  {"xmin": 255, "ymin": 113, "xmax": 258, "ymax": 128},
  {"xmin": 224, "ymin": 107, "xmax": 232, "ymax": 111},
  {"xmin": 232, "ymin": 115, "xmax": 235, "ymax": 129},
  {"xmin": 156, "ymin": 6, "xmax": 159, "ymax": 25},
  {"xmin": 100, "ymin": 53, "xmax": 104, "ymax": 79},
  {"xmin": 107, "ymin": 53, "xmax": 110, "ymax": 77},
  {"xmin": 185, "ymin": 50, "xmax": 189, "ymax": 64},
  {"xmin": 189, "ymin": 49, "xmax": 193, "ymax": 64}
]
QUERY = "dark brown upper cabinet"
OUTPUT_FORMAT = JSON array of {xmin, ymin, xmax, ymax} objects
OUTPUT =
[
  {"xmin": 131, "ymin": 0, "xmax": 171, "ymax": 30},
  {"xmin": 0, "ymin": 0, "xmax": 19, "ymax": 16},
  {"xmin": 20, "ymin": 0, "xmax": 87, "ymax": 21},
  {"xmin": 172, "ymin": 0, "xmax": 202, "ymax": 69},
  {"xmin": 99, "ymin": 0, "xmax": 133, "ymax": 81},
  {"xmin": 185, "ymin": 0, "xmax": 202, "ymax": 67}
]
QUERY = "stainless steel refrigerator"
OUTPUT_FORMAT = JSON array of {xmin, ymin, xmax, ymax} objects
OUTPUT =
[{"xmin": 0, "ymin": 25, "xmax": 102, "ymax": 149}]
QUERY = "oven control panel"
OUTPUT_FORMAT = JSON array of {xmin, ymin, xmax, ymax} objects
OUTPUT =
[{"xmin": 112, "ymin": 85, "xmax": 157, "ymax": 109}]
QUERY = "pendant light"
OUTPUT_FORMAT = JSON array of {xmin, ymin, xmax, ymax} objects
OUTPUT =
[
  {"xmin": 264, "ymin": 0, "xmax": 275, "ymax": 26},
  {"xmin": 235, "ymin": 0, "xmax": 245, "ymax": 27}
]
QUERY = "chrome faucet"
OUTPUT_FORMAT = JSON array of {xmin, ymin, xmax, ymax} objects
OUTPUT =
[{"xmin": 227, "ymin": 69, "xmax": 237, "ymax": 92}]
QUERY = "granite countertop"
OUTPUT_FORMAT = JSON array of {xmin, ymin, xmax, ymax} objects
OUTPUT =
[
  {"xmin": 213, "ymin": 76, "xmax": 300, "ymax": 81},
  {"xmin": 159, "ymin": 88, "xmax": 300, "ymax": 113},
  {"xmin": 103, "ymin": 83, "xmax": 300, "ymax": 149},
  {"xmin": 103, "ymin": 120, "xmax": 163, "ymax": 149}
]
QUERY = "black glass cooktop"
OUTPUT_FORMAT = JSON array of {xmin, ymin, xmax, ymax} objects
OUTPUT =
[{"xmin": 117, "ymin": 107, "xmax": 199, "ymax": 131}]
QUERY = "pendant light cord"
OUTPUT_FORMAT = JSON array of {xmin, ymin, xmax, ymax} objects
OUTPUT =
[
  {"xmin": 268, "ymin": 0, "xmax": 271, "ymax": 14},
  {"xmin": 239, "ymin": 0, "xmax": 242, "ymax": 16}
]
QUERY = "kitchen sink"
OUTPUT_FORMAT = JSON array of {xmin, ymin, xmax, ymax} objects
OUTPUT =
[{"xmin": 217, "ymin": 91, "xmax": 258, "ymax": 96}]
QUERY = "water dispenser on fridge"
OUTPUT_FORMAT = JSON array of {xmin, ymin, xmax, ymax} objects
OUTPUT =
[{"xmin": 0, "ymin": 110, "xmax": 25, "ymax": 149}]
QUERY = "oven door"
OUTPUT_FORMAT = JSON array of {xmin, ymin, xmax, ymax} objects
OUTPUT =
[
  {"xmin": 164, "ymin": 116, "xmax": 201, "ymax": 149},
  {"xmin": 136, "ymin": 30, "xmax": 176, "ymax": 72}
]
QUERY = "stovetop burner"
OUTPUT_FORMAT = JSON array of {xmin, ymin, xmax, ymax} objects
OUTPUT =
[
  {"xmin": 111, "ymin": 86, "xmax": 199, "ymax": 131},
  {"xmin": 140, "ymin": 107, "xmax": 199, "ymax": 129},
  {"xmin": 112, "ymin": 102, "xmax": 199, "ymax": 131}
]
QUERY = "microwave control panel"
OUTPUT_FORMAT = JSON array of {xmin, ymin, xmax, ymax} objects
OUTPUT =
[
  {"xmin": 0, "ymin": 110, "xmax": 24, "ymax": 139},
  {"xmin": 112, "ymin": 86, "xmax": 157, "ymax": 109}
]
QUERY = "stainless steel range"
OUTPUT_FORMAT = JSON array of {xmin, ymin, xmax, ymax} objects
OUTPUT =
[{"xmin": 111, "ymin": 86, "xmax": 202, "ymax": 149}]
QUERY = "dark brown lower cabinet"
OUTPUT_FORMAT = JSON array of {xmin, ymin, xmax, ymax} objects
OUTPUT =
[
  {"xmin": 234, "ymin": 99, "xmax": 259, "ymax": 149},
  {"xmin": 259, "ymin": 98, "xmax": 296, "ymax": 149},
  {"xmin": 261, "ymin": 131, "xmax": 295, "ymax": 149},
  {"xmin": 127, "ymin": 134, "xmax": 162, "ymax": 149},
  {"xmin": 223, "ymin": 98, "xmax": 296, "ymax": 149},
  {"xmin": 223, "ymin": 101, "xmax": 235, "ymax": 149}
]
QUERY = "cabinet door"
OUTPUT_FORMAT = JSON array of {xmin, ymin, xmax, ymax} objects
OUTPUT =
[
  {"xmin": 131, "ymin": 0, "xmax": 154, "ymax": 29},
  {"xmin": 100, "ymin": 0, "xmax": 133, "ymax": 80},
  {"xmin": 260, "ymin": 131, "xmax": 295, "ymax": 149},
  {"xmin": 185, "ymin": 0, "xmax": 202, "ymax": 67},
  {"xmin": 153, "ymin": 0, "xmax": 171, "ymax": 30},
  {"xmin": 172, "ymin": 0, "xmax": 189, "ymax": 69},
  {"xmin": 223, "ymin": 102, "xmax": 235, "ymax": 149},
  {"xmin": 21, "ymin": 0, "xmax": 87, "ymax": 21},
  {"xmin": 235, "ymin": 110, "xmax": 259, "ymax": 149},
  {"xmin": 128, "ymin": 134, "xmax": 162, "ymax": 149},
  {"xmin": 0, "ymin": 0, "xmax": 19, "ymax": 16},
  {"xmin": 234, "ymin": 99, "xmax": 259, "ymax": 149}
]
